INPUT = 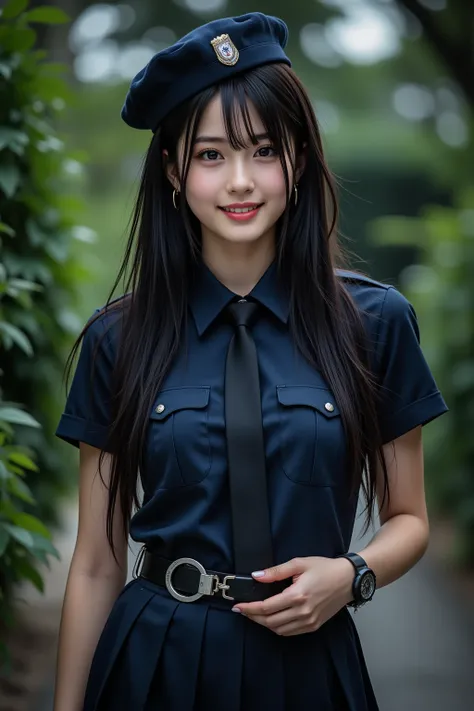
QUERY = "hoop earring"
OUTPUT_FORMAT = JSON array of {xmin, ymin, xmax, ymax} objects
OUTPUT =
[
  {"xmin": 172, "ymin": 189, "xmax": 179, "ymax": 211},
  {"xmin": 293, "ymin": 184, "xmax": 298, "ymax": 207}
]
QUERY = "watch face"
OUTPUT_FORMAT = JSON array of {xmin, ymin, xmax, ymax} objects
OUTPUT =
[{"xmin": 359, "ymin": 571, "xmax": 376, "ymax": 600}]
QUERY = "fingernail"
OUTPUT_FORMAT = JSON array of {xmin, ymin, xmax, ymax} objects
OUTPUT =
[
  {"xmin": 232, "ymin": 607, "xmax": 241, "ymax": 613},
  {"xmin": 252, "ymin": 570, "xmax": 265, "ymax": 578}
]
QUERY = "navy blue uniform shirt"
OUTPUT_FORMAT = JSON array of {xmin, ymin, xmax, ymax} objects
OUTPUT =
[{"xmin": 56, "ymin": 262, "xmax": 448, "ymax": 572}]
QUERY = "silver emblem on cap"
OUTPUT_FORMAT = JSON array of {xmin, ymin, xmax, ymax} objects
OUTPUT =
[{"xmin": 210, "ymin": 33, "xmax": 239, "ymax": 66}]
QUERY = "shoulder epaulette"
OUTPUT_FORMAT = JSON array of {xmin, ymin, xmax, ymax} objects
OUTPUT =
[
  {"xmin": 335, "ymin": 269, "xmax": 391, "ymax": 291},
  {"xmin": 95, "ymin": 292, "xmax": 132, "ymax": 317}
]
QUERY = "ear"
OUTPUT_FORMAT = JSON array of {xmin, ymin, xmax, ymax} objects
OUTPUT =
[{"xmin": 163, "ymin": 149, "xmax": 180, "ymax": 191}]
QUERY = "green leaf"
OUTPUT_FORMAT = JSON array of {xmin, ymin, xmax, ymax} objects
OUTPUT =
[
  {"xmin": 1, "ymin": 0, "xmax": 28, "ymax": 20},
  {"xmin": 12, "ymin": 512, "xmax": 50, "ymax": 539},
  {"xmin": 3, "ymin": 524, "xmax": 35, "ymax": 550},
  {"xmin": 30, "ymin": 532, "xmax": 60, "ymax": 560},
  {"xmin": 0, "ymin": 528, "xmax": 10, "ymax": 557},
  {"xmin": 0, "ymin": 163, "xmax": 21, "ymax": 198},
  {"xmin": 8, "ymin": 451, "xmax": 38, "ymax": 472},
  {"xmin": 0, "ymin": 223, "xmax": 15, "ymax": 237},
  {"xmin": 0, "ymin": 127, "xmax": 29, "ymax": 153},
  {"xmin": 0, "ymin": 461, "xmax": 11, "ymax": 481},
  {"xmin": 0, "ymin": 63, "xmax": 12, "ymax": 80},
  {"xmin": 35, "ymin": 75, "xmax": 71, "ymax": 103},
  {"xmin": 0, "ymin": 497, "xmax": 18, "ymax": 520},
  {"xmin": 25, "ymin": 6, "xmax": 69, "ymax": 24},
  {"xmin": 45, "ymin": 238, "xmax": 68, "ymax": 263},
  {"xmin": 13, "ymin": 557, "xmax": 44, "ymax": 592},
  {"xmin": 7, "ymin": 278, "xmax": 43, "ymax": 293},
  {"xmin": 25, "ymin": 218, "xmax": 47, "ymax": 247},
  {"xmin": 9, "ymin": 477, "xmax": 35, "ymax": 504},
  {"xmin": 0, "ymin": 407, "xmax": 41, "ymax": 429},
  {"xmin": 1, "ymin": 27, "xmax": 36, "ymax": 52},
  {"xmin": 0, "ymin": 322, "xmax": 34, "ymax": 356}
]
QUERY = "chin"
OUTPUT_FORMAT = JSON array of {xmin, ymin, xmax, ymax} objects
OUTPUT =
[{"xmin": 217, "ymin": 229, "xmax": 269, "ymax": 245}]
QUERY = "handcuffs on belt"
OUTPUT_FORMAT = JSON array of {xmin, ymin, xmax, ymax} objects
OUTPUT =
[{"xmin": 133, "ymin": 547, "xmax": 236, "ymax": 603}]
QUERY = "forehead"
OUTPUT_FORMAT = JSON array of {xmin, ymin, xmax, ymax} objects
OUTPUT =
[{"xmin": 196, "ymin": 93, "xmax": 265, "ymax": 137}]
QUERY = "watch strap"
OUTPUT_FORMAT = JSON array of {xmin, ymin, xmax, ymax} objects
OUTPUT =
[{"xmin": 337, "ymin": 552, "xmax": 369, "ymax": 572}]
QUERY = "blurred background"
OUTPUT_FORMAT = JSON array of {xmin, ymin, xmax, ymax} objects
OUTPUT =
[{"xmin": 0, "ymin": 1, "xmax": 473, "ymax": 710}]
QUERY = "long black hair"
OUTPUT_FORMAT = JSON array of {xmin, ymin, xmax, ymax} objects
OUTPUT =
[{"xmin": 65, "ymin": 62, "xmax": 389, "ymax": 565}]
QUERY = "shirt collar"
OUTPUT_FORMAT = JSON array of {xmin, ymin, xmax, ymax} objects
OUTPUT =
[{"xmin": 190, "ymin": 259, "xmax": 290, "ymax": 336}]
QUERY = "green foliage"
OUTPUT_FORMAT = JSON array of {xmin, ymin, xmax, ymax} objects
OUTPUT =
[
  {"xmin": 0, "ymin": 0, "xmax": 89, "ymax": 665},
  {"xmin": 369, "ymin": 181, "xmax": 474, "ymax": 565}
]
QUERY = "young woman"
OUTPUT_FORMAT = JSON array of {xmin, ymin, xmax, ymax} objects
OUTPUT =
[{"xmin": 53, "ymin": 12, "xmax": 448, "ymax": 711}]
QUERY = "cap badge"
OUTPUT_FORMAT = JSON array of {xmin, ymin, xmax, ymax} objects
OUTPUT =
[{"xmin": 210, "ymin": 33, "xmax": 239, "ymax": 66}]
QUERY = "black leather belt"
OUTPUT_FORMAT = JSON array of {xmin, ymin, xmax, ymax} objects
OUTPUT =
[{"xmin": 137, "ymin": 549, "xmax": 290, "ymax": 603}]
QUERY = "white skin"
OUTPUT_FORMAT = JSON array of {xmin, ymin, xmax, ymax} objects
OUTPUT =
[
  {"xmin": 166, "ymin": 93, "xmax": 301, "ymax": 294},
  {"xmin": 166, "ymin": 94, "xmax": 429, "ymax": 637}
]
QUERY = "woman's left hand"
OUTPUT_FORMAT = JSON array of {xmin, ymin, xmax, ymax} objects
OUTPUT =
[{"xmin": 233, "ymin": 556, "xmax": 355, "ymax": 637}]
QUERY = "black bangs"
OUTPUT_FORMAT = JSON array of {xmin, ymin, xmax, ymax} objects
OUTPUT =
[
  {"xmin": 219, "ymin": 71, "xmax": 297, "ymax": 174},
  {"xmin": 177, "ymin": 65, "xmax": 301, "ymax": 209}
]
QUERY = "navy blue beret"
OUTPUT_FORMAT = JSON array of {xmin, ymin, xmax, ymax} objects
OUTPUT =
[{"xmin": 121, "ymin": 12, "xmax": 291, "ymax": 132}]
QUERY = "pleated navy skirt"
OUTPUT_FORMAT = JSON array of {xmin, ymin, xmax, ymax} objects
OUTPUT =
[{"xmin": 83, "ymin": 577, "xmax": 379, "ymax": 711}]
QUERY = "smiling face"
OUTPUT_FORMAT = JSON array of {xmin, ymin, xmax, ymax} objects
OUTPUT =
[{"xmin": 169, "ymin": 93, "xmax": 298, "ymax": 255}]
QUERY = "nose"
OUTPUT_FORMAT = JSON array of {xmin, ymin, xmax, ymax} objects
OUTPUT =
[{"xmin": 226, "ymin": 155, "xmax": 255, "ymax": 194}]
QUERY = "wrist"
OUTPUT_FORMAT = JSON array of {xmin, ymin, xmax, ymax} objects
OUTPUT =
[
  {"xmin": 336, "ymin": 552, "xmax": 377, "ymax": 608},
  {"xmin": 335, "ymin": 556, "xmax": 356, "ymax": 605}
]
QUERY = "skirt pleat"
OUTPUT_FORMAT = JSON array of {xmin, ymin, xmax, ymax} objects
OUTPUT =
[
  {"xmin": 84, "ymin": 578, "xmax": 378, "ymax": 711},
  {"xmin": 153, "ymin": 598, "xmax": 210, "ymax": 708},
  {"xmin": 282, "ymin": 630, "xmax": 342, "ymax": 710},
  {"xmin": 323, "ymin": 609, "xmax": 379, "ymax": 711},
  {"xmin": 241, "ymin": 619, "xmax": 285, "ymax": 711},
  {"xmin": 124, "ymin": 590, "xmax": 179, "ymax": 709},
  {"xmin": 83, "ymin": 580, "xmax": 156, "ymax": 711},
  {"xmin": 194, "ymin": 606, "xmax": 244, "ymax": 711}
]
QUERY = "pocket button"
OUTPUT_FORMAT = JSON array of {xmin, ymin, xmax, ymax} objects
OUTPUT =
[
  {"xmin": 324, "ymin": 402, "xmax": 334, "ymax": 412},
  {"xmin": 155, "ymin": 404, "xmax": 165, "ymax": 414}
]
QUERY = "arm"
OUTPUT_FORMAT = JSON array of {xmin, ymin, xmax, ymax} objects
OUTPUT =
[
  {"xmin": 236, "ymin": 424, "xmax": 430, "ymax": 635},
  {"xmin": 352, "ymin": 424, "xmax": 429, "ymax": 588},
  {"xmin": 53, "ymin": 443, "xmax": 128, "ymax": 711}
]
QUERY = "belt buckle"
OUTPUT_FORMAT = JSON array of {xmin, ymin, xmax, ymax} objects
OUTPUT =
[
  {"xmin": 213, "ymin": 574, "xmax": 236, "ymax": 601},
  {"xmin": 165, "ymin": 558, "xmax": 236, "ymax": 603}
]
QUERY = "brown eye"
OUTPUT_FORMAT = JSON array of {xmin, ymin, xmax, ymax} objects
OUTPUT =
[
  {"xmin": 256, "ymin": 145, "xmax": 277, "ymax": 158},
  {"xmin": 198, "ymin": 150, "xmax": 221, "ymax": 161}
]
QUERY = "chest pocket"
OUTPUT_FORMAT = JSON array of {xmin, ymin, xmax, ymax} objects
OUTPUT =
[
  {"xmin": 147, "ymin": 386, "xmax": 211, "ymax": 488},
  {"xmin": 276, "ymin": 385, "xmax": 347, "ymax": 487}
]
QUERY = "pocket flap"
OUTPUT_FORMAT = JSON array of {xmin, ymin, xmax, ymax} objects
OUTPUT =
[
  {"xmin": 277, "ymin": 385, "xmax": 340, "ymax": 418},
  {"xmin": 151, "ymin": 386, "xmax": 210, "ymax": 420}
]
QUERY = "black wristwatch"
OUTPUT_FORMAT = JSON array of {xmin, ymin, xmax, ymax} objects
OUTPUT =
[{"xmin": 336, "ymin": 552, "xmax": 376, "ymax": 609}]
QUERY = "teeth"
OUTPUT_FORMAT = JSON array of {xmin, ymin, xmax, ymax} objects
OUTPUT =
[{"xmin": 222, "ymin": 206, "xmax": 259, "ymax": 213}]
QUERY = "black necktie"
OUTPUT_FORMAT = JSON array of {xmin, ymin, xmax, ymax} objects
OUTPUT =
[{"xmin": 224, "ymin": 299, "xmax": 273, "ymax": 574}]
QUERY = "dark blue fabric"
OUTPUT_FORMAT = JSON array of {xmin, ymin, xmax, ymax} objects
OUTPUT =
[
  {"xmin": 55, "ymin": 261, "xmax": 448, "ymax": 710},
  {"xmin": 121, "ymin": 12, "xmax": 291, "ymax": 131},
  {"xmin": 84, "ymin": 577, "xmax": 364, "ymax": 711}
]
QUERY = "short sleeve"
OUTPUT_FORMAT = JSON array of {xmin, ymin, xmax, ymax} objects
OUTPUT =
[
  {"xmin": 375, "ymin": 287, "xmax": 448, "ymax": 444},
  {"xmin": 55, "ymin": 309, "xmax": 115, "ymax": 451}
]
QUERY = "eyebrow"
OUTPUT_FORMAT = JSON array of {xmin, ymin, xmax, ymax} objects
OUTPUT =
[{"xmin": 194, "ymin": 133, "xmax": 270, "ymax": 144}]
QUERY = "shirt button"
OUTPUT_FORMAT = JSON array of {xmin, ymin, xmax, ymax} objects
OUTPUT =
[
  {"xmin": 156, "ymin": 404, "xmax": 165, "ymax": 414},
  {"xmin": 324, "ymin": 402, "xmax": 334, "ymax": 412}
]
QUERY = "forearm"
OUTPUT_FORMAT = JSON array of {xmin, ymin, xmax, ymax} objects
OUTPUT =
[
  {"xmin": 53, "ymin": 564, "xmax": 126, "ymax": 711},
  {"xmin": 356, "ymin": 513, "xmax": 430, "ymax": 589}
]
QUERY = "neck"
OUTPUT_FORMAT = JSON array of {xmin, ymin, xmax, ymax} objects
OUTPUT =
[{"xmin": 201, "ymin": 235, "xmax": 275, "ymax": 297}]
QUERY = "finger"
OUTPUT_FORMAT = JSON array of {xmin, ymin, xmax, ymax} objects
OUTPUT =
[
  {"xmin": 251, "ymin": 557, "xmax": 307, "ymax": 583},
  {"xmin": 235, "ymin": 589, "xmax": 293, "ymax": 617},
  {"xmin": 245, "ymin": 608, "xmax": 300, "ymax": 630},
  {"xmin": 275, "ymin": 621, "xmax": 317, "ymax": 637}
]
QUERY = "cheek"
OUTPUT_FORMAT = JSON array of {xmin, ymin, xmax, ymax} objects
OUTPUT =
[
  {"xmin": 186, "ymin": 165, "xmax": 219, "ymax": 208},
  {"xmin": 262, "ymin": 166, "xmax": 288, "ymax": 200}
]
